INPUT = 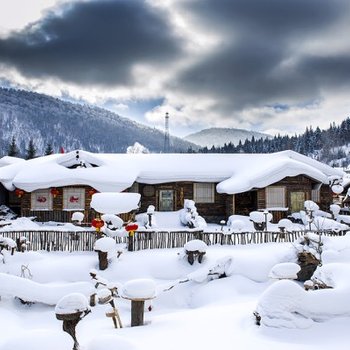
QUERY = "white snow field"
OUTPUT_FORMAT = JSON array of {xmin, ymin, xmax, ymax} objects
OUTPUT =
[{"xmin": 1, "ymin": 231, "xmax": 350, "ymax": 350}]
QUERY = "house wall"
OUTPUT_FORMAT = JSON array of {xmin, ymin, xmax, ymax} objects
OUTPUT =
[
  {"xmin": 138, "ymin": 181, "xmax": 232, "ymax": 223},
  {"xmin": 255, "ymin": 175, "xmax": 333, "ymax": 222},
  {"xmin": 13, "ymin": 175, "xmax": 333, "ymax": 225},
  {"xmin": 19, "ymin": 185, "xmax": 97, "ymax": 223}
]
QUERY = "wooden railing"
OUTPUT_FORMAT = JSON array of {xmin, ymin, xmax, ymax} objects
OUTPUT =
[{"xmin": 0, "ymin": 229, "xmax": 346, "ymax": 252}]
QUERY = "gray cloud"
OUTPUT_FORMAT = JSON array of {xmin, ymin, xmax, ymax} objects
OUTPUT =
[
  {"xmin": 0, "ymin": 0, "xmax": 183, "ymax": 85},
  {"xmin": 174, "ymin": 0, "xmax": 350, "ymax": 113}
]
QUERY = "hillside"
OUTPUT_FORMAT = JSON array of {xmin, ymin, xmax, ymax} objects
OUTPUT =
[
  {"xmin": 184, "ymin": 127, "xmax": 271, "ymax": 148},
  {"xmin": 0, "ymin": 88, "xmax": 197, "ymax": 156}
]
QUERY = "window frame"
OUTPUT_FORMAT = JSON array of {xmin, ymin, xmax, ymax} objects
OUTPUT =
[
  {"xmin": 193, "ymin": 182, "xmax": 215, "ymax": 204},
  {"xmin": 265, "ymin": 186, "xmax": 286, "ymax": 209},
  {"xmin": 31, "ymin": 189, "xmax": 53, "ymax": 211},
  {"xmin": 63, "ymin": 188, "xmax": 85, "ymax": 211}
]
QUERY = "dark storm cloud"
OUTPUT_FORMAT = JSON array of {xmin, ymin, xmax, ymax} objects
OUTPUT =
[
  {"xmin": 0, "ymin": 0, "xmax": 182, "ymax": 85},
  {"xmin": 176, "ymin": 0, "xmax": 350, "ymax": 112}
]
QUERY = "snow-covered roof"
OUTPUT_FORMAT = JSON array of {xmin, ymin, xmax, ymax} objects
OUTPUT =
[{"xmin": 0, "ymin": 150, "xmax": 342, "ymax": 194}]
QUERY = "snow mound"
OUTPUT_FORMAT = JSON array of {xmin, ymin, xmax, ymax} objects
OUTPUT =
[
  {"xmin": 256, "ymin": 263, "xmax": 350, "ymax": 328},
  {"xmin": 87, "ymin": 335, "xmax": 137, "ymax": 350},
  {"xmin": 0, "ymin": 273, "xmax": 94, "ymax": 305},
  {"xmin": 249, "ymin": 211, "xmax": 272, "ymax": 223},
  {"xmin": 268, "ymin": 262, "xmax": 300, "ymax": 279}
]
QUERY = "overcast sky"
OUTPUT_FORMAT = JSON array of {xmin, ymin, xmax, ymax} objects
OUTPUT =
[{"xmin": 0, "ymin": 0, "xmax": 350, "ymax": 137}]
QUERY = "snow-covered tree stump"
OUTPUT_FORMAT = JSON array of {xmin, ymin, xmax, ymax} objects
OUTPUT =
[
  {"xmin": 122, "ymin": 279, "xmax": 156, "ymax": 327},
  {"xmin": 55, "ymin": 293, "xmax": 90, "ymax": 350},
  {"xmin": 183, "ymin": 240, "xmax": 207, "ymax": 265},
  {"xmin": 297, "ymin": 252, "xmax": 320, "ymax": 282},
  {"xmin": 93, "ymin": 237, "xmax": 117, "ymax": 270}
]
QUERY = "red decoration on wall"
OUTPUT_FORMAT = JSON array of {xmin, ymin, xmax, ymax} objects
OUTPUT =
[
  {"xmin": 69, "ymin": 196, "xmax": 79, "ymax": 203},
  {"xmin": 15, "ymin": 189, "xmax": 25, "ymax": 198},
  {"xmin": 91, "ymin": 218, "xmax": 105, "ymax": 232},
  {"xmin": 37, "ymin": 196, "xmax": 47, "ymax": 203},
  {"xmin": 50, "ymin": 188, "xmax": 60, "ymax": 198}
]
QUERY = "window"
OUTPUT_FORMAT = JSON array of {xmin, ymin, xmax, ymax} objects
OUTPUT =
[
  {"xmin": 63, "ymin": 188, "xmax": 85, "ymax": 211},
  {"xmin": 31, "ymin": 190, "xmax": 53, "ymax": 210},
  {"xmin": 266, "ymin": 187, "xmax": 286, "ymax": 208},
  {"xmin": 193, "ymin": 183, "xmax": 215, "ymax": 203},
  {"xmin": 311, "ymin": 189, "xmax": 320, "ymax": 203},
  {"xmin": 311, "ymin": 183, "xmax": 321, "ymax": 203}
]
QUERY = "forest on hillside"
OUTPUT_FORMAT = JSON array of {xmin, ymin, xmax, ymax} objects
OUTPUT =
[{"xmin": 196, "ymin": 118, "xmax": 350, "ymax": 167}]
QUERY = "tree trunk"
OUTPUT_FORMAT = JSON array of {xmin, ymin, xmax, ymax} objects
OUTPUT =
[
  {"xmin": 97, "ymin": 251, "xmax": 108, "ymax": 270},
  {"xmin": 131, "ymin": 300, "xmax": 145, "ymax": 326}
]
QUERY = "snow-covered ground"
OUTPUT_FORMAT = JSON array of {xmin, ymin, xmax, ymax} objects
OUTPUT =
[
  {"xmin": 1, "ymin": 232, "xmax": 350, "ymax": 350},
  {"xmin": 1, "ymin": 206, "xmax": 350, "ymax": 349}
]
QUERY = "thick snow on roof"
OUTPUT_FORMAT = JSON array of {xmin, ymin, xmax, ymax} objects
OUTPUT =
[
  {"xmin": 0, "ymin": 150, "xmax": 342, "ymax": 194},
  {"xmin": 91, "ymin": 193, "xmax": 140, "ymax": 214}
]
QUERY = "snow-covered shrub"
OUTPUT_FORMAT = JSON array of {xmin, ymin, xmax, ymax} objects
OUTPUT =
[
  {"xmin": 226, "ymin": 217, "xmax": 245, "ymax": 232},
  {"xmin": 126, "ymin": 142, "xmax": 150, "ymax": 154},
  {"xmin": 249, "ymin": 211, "xmax": 272, "ymax": 231},
  {"xmin": 277, "ymin": 219, "xmax": 293, "ymax": 232},
  {"xmin": 330, "ymin": 204, "xmax": 341, "ymax": 219},
  {"xmin": 71, "ymin": 212, "xmax": 84, "ymax": 224},
  {"xmin": 179, "ymin": 199, "xmax": 207, "ymax": 229},
  {"xmin": 101, "ymin": 214, "xmax": 124, "ymax": 237},
  {"xmin": 139, "ymin": 205, "xmax": 157, "ymax": 229},
  {"xmin": 304, "ymin": 200, "xmax": 319, "ymax": 212}
]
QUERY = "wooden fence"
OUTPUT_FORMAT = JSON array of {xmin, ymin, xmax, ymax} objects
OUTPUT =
[{"xmin": 0, "ymin": 229, "xmax": 347, "ymax": 252}]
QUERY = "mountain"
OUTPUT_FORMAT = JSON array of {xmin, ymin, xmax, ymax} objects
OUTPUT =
[
  {"xmin": 0, "ymin": 88, "xmax": 197, "ymax": 156},
  {"xmin": 184, "ymin": 127, "xmax": 271, "ymax": 148}
]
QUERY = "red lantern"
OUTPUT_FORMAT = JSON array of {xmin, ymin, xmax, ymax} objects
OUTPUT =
[
  {"xmin": 50, "ymin": 188, "xmax": 60, "ymax": 198},
  {"xmin": 15, "ymin": 189, "xmax": 25, "ymax": 198},
  {"xmin": 88, "ymin": 188, "xmax": 97, "ymax": 197},
  {"xmin": 125, "ymin": 223, "xmax": 138, "ymax": 236},
  {"xmin": 91, "ymin": 218, "xmax": 105, "ymax": 232}
]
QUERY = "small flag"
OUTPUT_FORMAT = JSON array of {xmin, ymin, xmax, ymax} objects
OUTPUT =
[{"xmin": 59, "ymin": 146, "xmax": 65, "ymax": 154}]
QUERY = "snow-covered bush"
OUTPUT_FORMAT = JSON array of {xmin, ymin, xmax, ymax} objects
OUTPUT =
[
  {"xmin": 249, "ymin": 211, "xmax": 272, "ymax": 231},
  {"xmin": 277, "ymin": 219, "xmax": 293, "ymax": 232},
  {"xmin": 101, "ymin": 214, "xmax": 124, "ymax": 237},
  {"xmin": 330, "ymin": 204, "xmax": 341, "ymax": 219},
  {"xmin": 71, "ymin": 212, "xmax": 84, "ymax": 224},
  {"xmin": 179, "ymin": 199, "xmax": 207, "ymax": 229},
  {"xmin": 126, "ymin": 142, "xmax": 150, "ymax": 154},
  {"xmin": 226, "ymin": 217, "xmax": 245, "ymax": 232},
  {"xmin": 139, "ymin": 205, "xmax": 157, "ymax": 229}
]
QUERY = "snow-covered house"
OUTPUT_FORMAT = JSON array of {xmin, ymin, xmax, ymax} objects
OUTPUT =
[
  {"xmin": 0, "ymin": 156, "xmax": 25, "ymax": 212},
  {"xmin": 0, "ymin": 150, "xmax": 342, "ymax": 223}
]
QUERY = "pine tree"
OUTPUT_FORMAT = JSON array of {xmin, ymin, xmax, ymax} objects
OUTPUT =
[
  {"xmin": 8, "ymin": 136, "xmax": 19, "ymax": 157},
  {"xmin": 25, "ymin": 139, "xmax": 37, "ymax": 159},
  {"xmin": 44, "ymin": 142, "xmax": 54, "ymax": 155}
]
